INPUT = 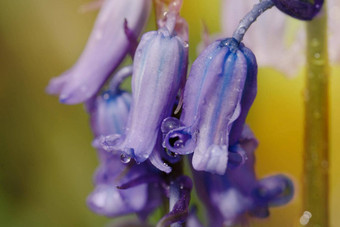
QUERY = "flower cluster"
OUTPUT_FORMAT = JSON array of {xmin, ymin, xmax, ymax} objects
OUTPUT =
[{"xmin": 48, "ymin": 0, "xmax": 323, "ymax": 226}]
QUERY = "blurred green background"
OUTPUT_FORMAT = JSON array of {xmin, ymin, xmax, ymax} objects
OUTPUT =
[{"xmin": 0, "ymin": 0, "xmax": 339, "ymax": 226}]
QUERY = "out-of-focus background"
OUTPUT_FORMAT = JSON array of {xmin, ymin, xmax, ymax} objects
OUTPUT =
[{"xmin": 0, "ymin": 0, "xmax": 339, "ymax": 226}]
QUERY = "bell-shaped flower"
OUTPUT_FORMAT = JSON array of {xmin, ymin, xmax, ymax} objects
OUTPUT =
[
  {"xmin": 47, "ymin": 0, "xmax": 151, "ymax": 104},
  {"xmin": 162, "ymin": 38, "xmax": 257, "ymax": 175},
  {"xmin": 87, "ymin": 74, "xmax": 163, "ymax": 218},
  {"xmin": 88, "ymin": 157, "xmax": 163, "ymax": 218},
  {"xmin": 100, "ymin": 13, "xmax": 188, "ymax": 163},
  {"xmin": 192, "ymin": 126, "xmax": 294, "ymax": 226},
  {"xmin": 271, "ymin": 0, "xmax": 324, "ymax": 20},
  {"xmin": 87, "ymin": 87, "xmax": 132, "ymax": 139}
]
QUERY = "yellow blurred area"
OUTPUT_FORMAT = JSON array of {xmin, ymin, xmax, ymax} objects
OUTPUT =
[{"xmin": 0, "ymin": 0, "xmax": 338, "ymax": 226}]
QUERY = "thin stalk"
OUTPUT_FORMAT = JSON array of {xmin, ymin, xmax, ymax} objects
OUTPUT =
[
  {"xmin": 232, "ymin": 0, "xmax": 274, "ymax": 43},
  {"xmin": 303, "ymin": 3, "xmax": 329, "ymax": 227}
]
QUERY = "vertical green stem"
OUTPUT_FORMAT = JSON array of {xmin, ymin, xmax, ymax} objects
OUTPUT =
[{"xmin": 304, "ymin": 3, "xmax": 329, "ymax": 226}]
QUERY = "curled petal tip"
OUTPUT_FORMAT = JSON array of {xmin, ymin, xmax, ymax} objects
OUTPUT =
[
  {"xmin": 163, "ymin": 126, "xmax": 196, "ymax": 155},
  {"xmin": 253, "ymin": 174, "xmax": 294, "ymax": 208}
]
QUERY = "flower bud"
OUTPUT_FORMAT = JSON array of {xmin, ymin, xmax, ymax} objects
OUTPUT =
[{"xmin": 272, "ymin": 0, "xmax": 324, "ymax": 20}]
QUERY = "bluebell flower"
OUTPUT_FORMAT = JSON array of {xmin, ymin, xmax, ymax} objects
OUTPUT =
[
  {"xmin": 192, "ymin": 126, "xmax": 294, "ymax": 226},
  {"xmin": 87, "ymin": 157, "xmax": 162, "ymax": 218},
  {"xmin": 271, "ymin": 0, "xmax": 324, "ymax": 20},
  {"xmin": 162, "ymin": 38, "xmax": 257, "ymax": 175},
  {"xmin": 47, "ymin": 0, "xmax": 151, "ymax": 104},
  {"xmin": 100, "ymin": 16, "xmax": 188, "ymax": 164},
  {"xmin": 87, "ymin": 75, "xmax": 163, "ymax": 218}
]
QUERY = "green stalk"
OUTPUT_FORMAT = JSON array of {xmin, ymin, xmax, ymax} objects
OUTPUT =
[{"xmin": 304, "ymin": 3, "xmax": 329, "ymax": 226}]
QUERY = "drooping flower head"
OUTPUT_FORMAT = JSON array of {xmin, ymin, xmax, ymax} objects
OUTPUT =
[
  {"xmin": 162, "ymin": 37, "xmax": 257, "ymax": 175},
  {"xmin": 47, "ymin": 0, "xmax": 151, "ymax": 104},
  {"xmin": 100, "ymin": 1, "xmax": 189, "ymax": 164},
  {"xmin": 86, "ymin": 73, "xmax": 163, "ymax": 218},
  {"xmin": 192, "ymin": 126, "xmax": 294, "ymax": 226}
]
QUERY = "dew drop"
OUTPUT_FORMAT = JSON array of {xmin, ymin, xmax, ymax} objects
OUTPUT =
[
  {"xmin": 166, "ymin": 149, "xmax": 178, "ymax": 158},
  {"xmin": 314, "ymin": 52, "xmax": 321, "ymax": 59},
  {"xmin": 174, "ymin": 140, "xmax": 184, "ymax": 148},
  {"xmin": 161, "ymin": 117, "xmax": 181, "ymax": 134},
  {"xmin": 120, "ymin": 153, "xmax": 131, "ymax": 164},
  {"xmin": 300, "ymin": 211, "xmax": 312, "ymax": 225},
  {"xmin": 238, "ymin": 27, "xmax": 246, "ymax": 35}
]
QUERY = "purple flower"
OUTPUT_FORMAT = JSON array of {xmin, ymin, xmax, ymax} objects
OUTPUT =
[
  {"xmin": 47, "ymin": 0, "xmax": 151, "ymax": 104},
  {"xmin": 192, "ymin": 126, "xmax": 294, "ymax": 226},
  {"xmin": 87, "ymin": 89, "xmax": 132, "ymax": 139},
  {"xmin": 271, "ymin": 0, "xmax": 324, "ymax": 20},
  {"xmin": 87, "ymin": 77, "xmax": 162, "ymax": 218},
  {"xmin": 101, "ymin": 21, "xmax": 188, "ymax": 163},
  {"xmin": 162, "ymin": 38, "xmax": 257, "ymax": 175},
  {"xmin": 87, "ymin": 157, "xmax": 162, "ymax": 218}
]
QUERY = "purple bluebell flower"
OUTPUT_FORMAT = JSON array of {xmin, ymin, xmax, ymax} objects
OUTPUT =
[
  {"xmin": 47, "ymin": 0, "xmax": 151, "ymax": 104},
  {"xmin": 87, "ymin": 74, "xmax": 163, "ymax": 218},
  {"xmin": 192, "ymin": 126, "xmax": 294, "ymax": 226},
  {"xmin": 87, "ymin": 158, "xmax": 162, "ymax": 218},
  {"xmin": 100, "ymin": 15, "xmax": 188, "ymax": 164},
  {"xmin": 272, "ymin": 0, "xmax": 324, "ymax": 20},
  {"xmin": 162, "ymin": 38, "xmax": 257, "ymax": 175}
]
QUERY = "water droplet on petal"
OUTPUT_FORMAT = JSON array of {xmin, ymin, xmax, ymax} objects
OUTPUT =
[
  {"xmin": 174, "ymin": 140, "xmax": 184, "ymax": 148},
  {"xmin": 161, "ymin": 117, "xmax": 182, "ymax": 134},
  {"xmin": 120, "ymin": 153, "xmax": 131, "ymax": 164},
  {"xmin": 166, "ymin": 149, "xmax": 178, "ymax": 158}
]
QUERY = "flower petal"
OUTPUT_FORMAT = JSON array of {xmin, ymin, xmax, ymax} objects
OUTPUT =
[{"xmin": 47, "ymin": 0, "xmax": 151, "ymax": 104}]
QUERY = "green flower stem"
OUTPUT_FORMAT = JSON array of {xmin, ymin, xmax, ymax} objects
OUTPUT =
[{"xmin": 304, "ymin": 3, "xmax": 329, "ymax": 226}]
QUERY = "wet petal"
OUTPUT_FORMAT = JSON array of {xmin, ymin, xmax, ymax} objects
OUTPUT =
[
  {"xmin": 164, "ymin": 38, "xmax": 256, "ymax": 174},
  {"xmin": 115, "ymin": 26, "xmax": 188, "ymax": 163}
]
